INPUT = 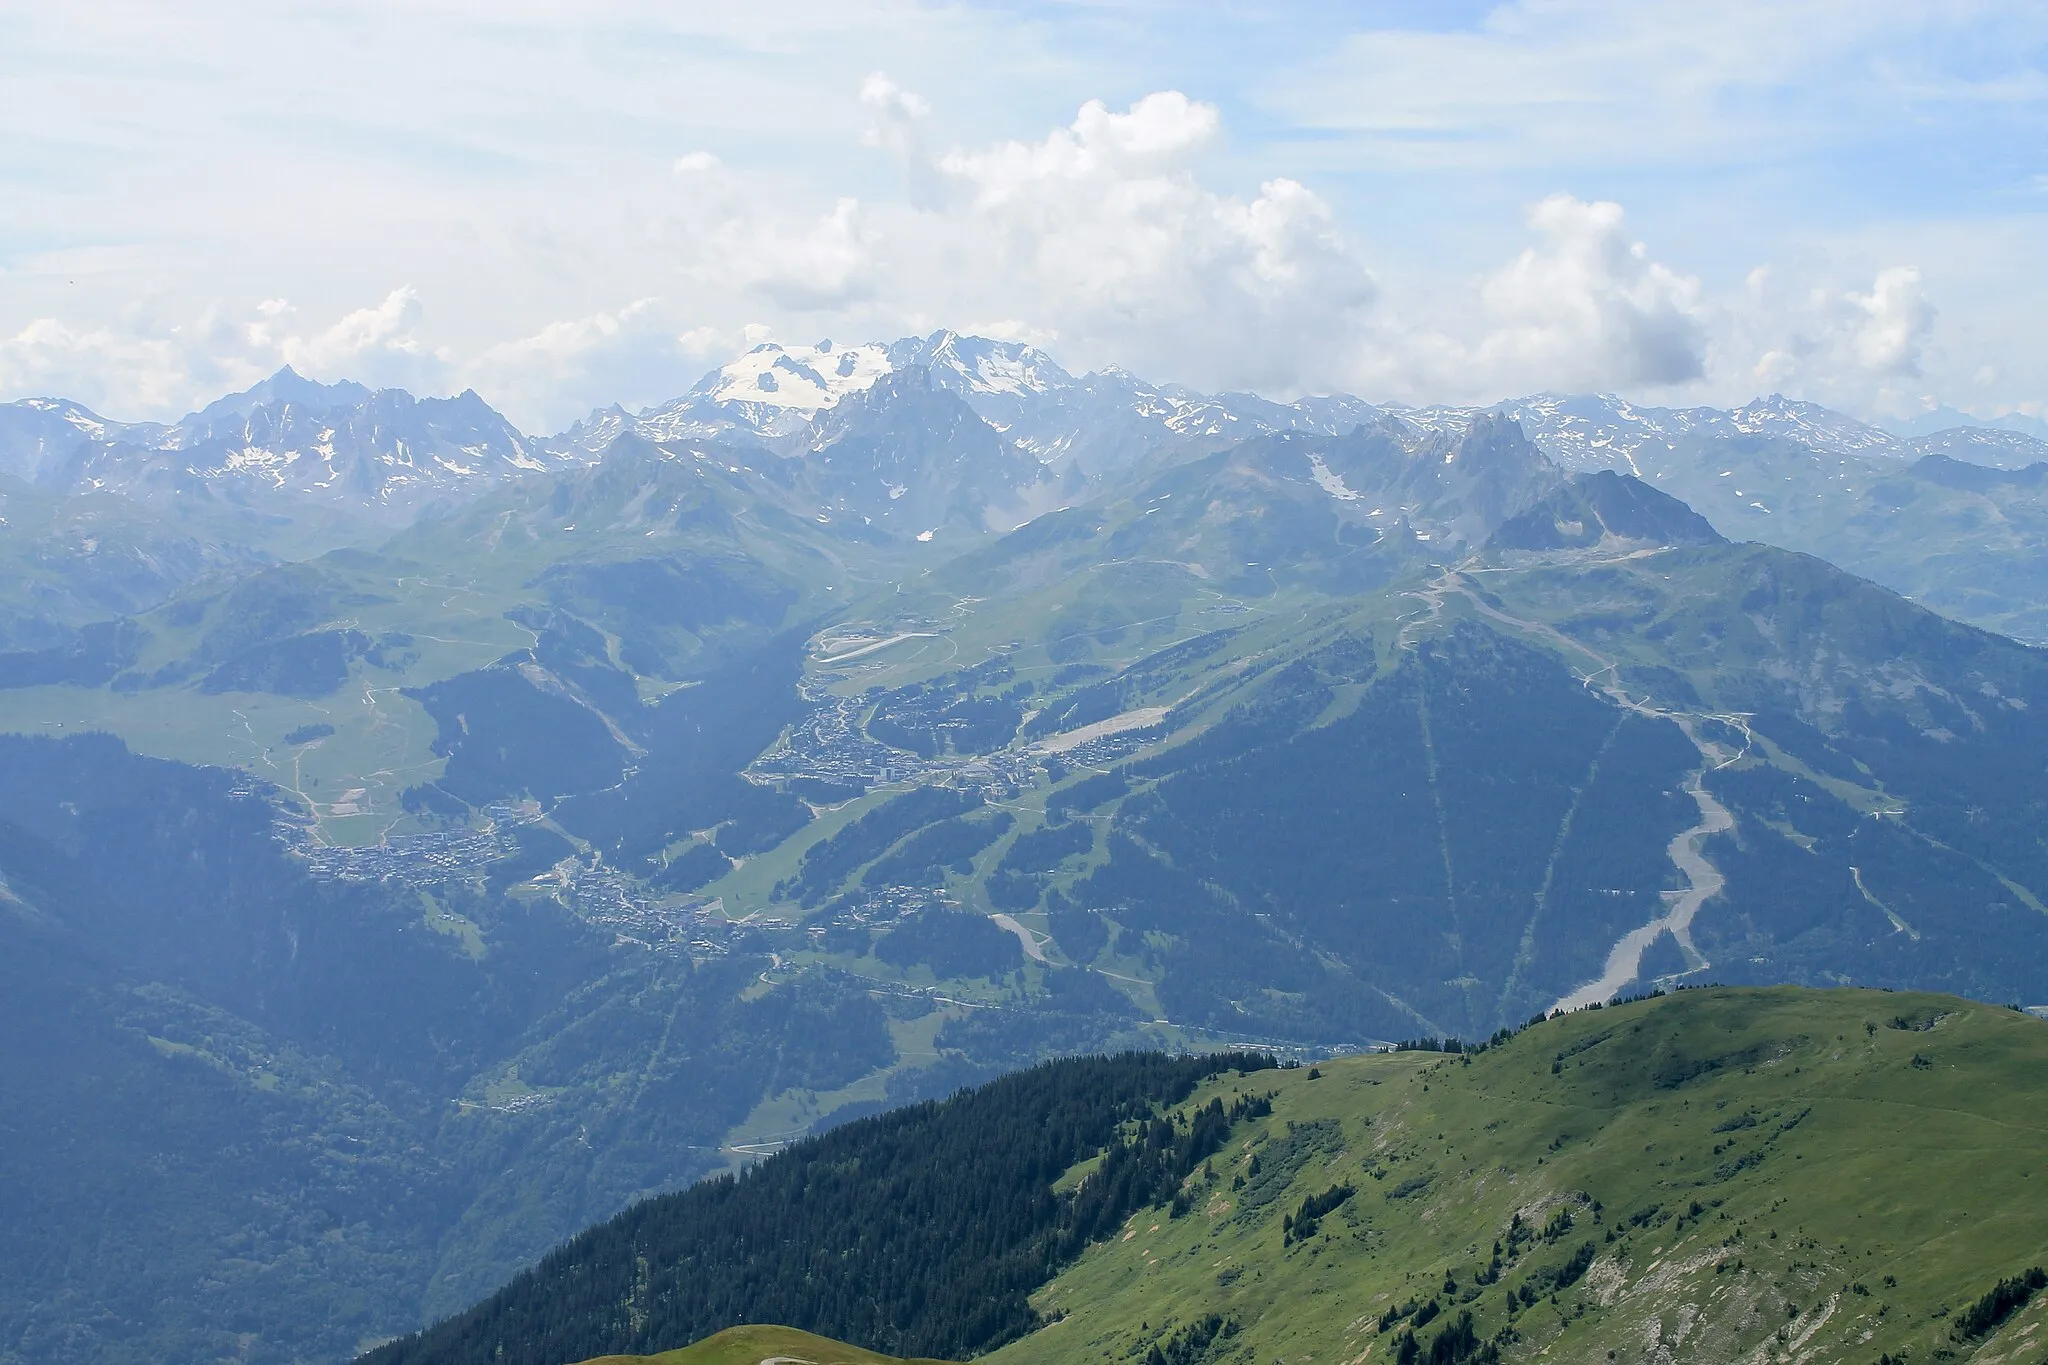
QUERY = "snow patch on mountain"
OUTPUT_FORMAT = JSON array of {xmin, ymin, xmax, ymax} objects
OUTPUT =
[
  {"xmin": 0, "ymin": 368, "xmax": 563, "ymax": 518},
  {"xmin": 1306, "ymin": 451, "xmax": 1364, "ymax": 501},
  {"xmin": 1728, "ymin": 394, "xmax": 1896, "ymax": 454},
  {"xmin": 1388, "ymin": 392, "xmax": 1910, "ymax": 474},
  {"xmin": 19, "ymin": 332, "xmax": 2047, "ymax": 547},
  {"xmin": 706, "ymin": 340, "xmax": 893, "ymax": 411},
  {"xmin": 891, "ymin": 330, "xmax": 1069, "ymax": 400},
  {"xmin": 1903, "ymin": 426, "xmax": 2048, "ymax": 469}
]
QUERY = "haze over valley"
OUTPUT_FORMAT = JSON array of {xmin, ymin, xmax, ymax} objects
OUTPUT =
[
  {"xmin": 7, "ymin": 6, "xmax": 2048, "ymax": 1364},
  {"xmin": 8, "ymin": 330, "xmax": 2048, "ymax": 1361}
]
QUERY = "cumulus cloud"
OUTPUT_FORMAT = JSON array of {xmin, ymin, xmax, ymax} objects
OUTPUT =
[
  {"xmin": 859, "ymin": 72, "xmax": 930, "ymax": 152},
  {"xmin": 0, "ymin": 70, "xmax": 1972, "ymax": 428},
  {"xmin": 1848, "ymin": 266, "xmax": 1935, "ymax": 377},
  {"xmin": 0, "ymin": 290, "xmax": 456, "ymax": 421},
  {"xmin": 279, "ymin": 286, "xmax": 445, "ymax": 389},
  {"xmin": 475, "ymin": 299, "xmax": 660, "ymax": 370},
  {"xmin": 700, "ymin": 197, "xmax": 877, "ymax": 311},
  {"xmin": 653, "ymin": 82, "xmax": 1380, "ymax": 395},
  {"xmin": 926, "ymin": 90, "xmax": 1374, "ymax": 392},
  {"xmin": 465, "ymin": 298, "xmax": 704, "ymax": 428},
  {"xmin": 1472, "ymin": 194, "xmax": 1707, "ymax": 391},
  {"xmin": 5, "ymin": 3, "xmax": 2039, "ymax": 427},
  {"xmin": 860, "ymin": 72, "xmax": 940, "ymax": 205},
  {"xmin": 0, "ymin": 316, "xmax": 200, "ymax": 417},
  {"xmin": 1737, "ymin": 262, "xmax": 1939, "ymax": 408}
]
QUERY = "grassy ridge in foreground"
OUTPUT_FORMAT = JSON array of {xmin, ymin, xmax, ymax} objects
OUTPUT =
[
  {"xmin": 577, "ymin": 1323, "xmax": 959, "ymax": 1365},
  {"xmin": 991, "ymin": 986, "xmax": 2048, "ymax": 1365}
]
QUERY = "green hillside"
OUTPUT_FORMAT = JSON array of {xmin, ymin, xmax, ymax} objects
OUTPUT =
[
  {"xmin": 576, "ymin": 1323, "xmax": 958, "ymax": 1365},
  {"xmin": 375, "ymin": 987, "xmax": 2048, "ymax": 1365},
  {"xmin": 997, "ymin": 986, "xmax": 2048, "ymax": 1365}
]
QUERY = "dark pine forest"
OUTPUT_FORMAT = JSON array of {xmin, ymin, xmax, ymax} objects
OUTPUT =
[{"xmin": 361, "ymin": 1050, "xmax": 1275, "ymax": 1365}]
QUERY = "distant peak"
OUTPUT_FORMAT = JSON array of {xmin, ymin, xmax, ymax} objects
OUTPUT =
[
  {"xmin": 189, "ymin": 366, "xmax": 373, "ymax": 426},
  {"xmin": 1488, "ymin": 469, "xmax": 1724, "ymax": 554},
  {"xmin": 708, "ymin": 338, "xmax": 893, "ymax": 413}
]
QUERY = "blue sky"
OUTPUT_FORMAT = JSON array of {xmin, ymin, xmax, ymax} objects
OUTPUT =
[{"xmin": 2, "ymin": 1, "xmax": 2044, "ymax": 430}]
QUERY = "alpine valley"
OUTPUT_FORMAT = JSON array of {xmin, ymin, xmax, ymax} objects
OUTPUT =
[{"xmin": 5, "ymin": 334, "xmax": 2048, "ymax": 1365}]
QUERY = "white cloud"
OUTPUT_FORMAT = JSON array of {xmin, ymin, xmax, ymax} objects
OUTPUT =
[
  {"xmin": 925, "ymin": 91, "xmax": 1374, "ymax": 392},
  {"xmin": 0, "ymin": 290, "xmax": 453, "ymax": 422},
  {"xmin": 939, "ymin": 91, "xmax": 1218, "ymax": 211},
  {"xmin": 860, "ymin": 71, "xmax": 931, "ymax": 137},
  {"xmin": 1470, "ymin": 194, "xmax": 1706, "ymax": 391},
  {"xmin": 465, "ymin": 298, "xmax": 705, "ymax": 427},
  {"xmin": 4, "ymin": 2, "xmax": 2044, "ymax": 428},
  {"xmin": 0, "ymin": 81, "xmax": 1957, "ymax": 428},
  {"xmin": 1732, "ymin": 262, "xmax": 1940, "ymax": 409},
  {"xmin": 280, "ymin": 286, "xmax": 444, "ymax": 389},
  {"xmin": 963, "ymin": 318, "xmax": 1060, "ymax": 347},
  {"xmin": 0, "ymin": 316, "xmax": 200, "ymax": 417},
  {"xmin": 7, "ymin": 0, "xmax": 2042, "ymax": 433},
  {"xmin": 1848, "ymin": 266, "xmax": 1935, "ymax": 377},
  {"xmin": 860, "ymin": 71, "xmax": 939, "ymax": 204},
  {"xmin": 704, "ymin": 196, "xmax": 877, "ymax": 311}
]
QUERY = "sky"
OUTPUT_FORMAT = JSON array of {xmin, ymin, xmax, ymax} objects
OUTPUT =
[{"xmin": 2, "ymin": 0, "xmax": 2045, "ymax": 432}]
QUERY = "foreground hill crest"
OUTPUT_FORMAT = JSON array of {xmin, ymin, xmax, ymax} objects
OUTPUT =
[{"xmin": 367, "ymin": 987, "xmax": 2048, "ymax": 1365}]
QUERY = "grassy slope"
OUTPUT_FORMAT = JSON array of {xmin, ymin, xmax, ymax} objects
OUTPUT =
[
  {"xmin": 578, "ymin": 1324, "xmax": 959, "ymax": 1365},
  {"xmin": 989, "ymin": 987, "xmax": 2048, "ymax": 1365}
]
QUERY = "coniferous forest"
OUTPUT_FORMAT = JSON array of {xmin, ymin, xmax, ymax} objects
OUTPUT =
[{"xmin": 362, "ymin": 1051, "xmax": 1275, "ymax": 1365}]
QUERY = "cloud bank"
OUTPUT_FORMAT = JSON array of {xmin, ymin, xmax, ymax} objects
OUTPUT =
[
  {"xmin": 5, "ymin": 0, "xmax": 2038, "ymax": 433},
  {"xmin": 3, "ymin": 82, "xmax": 1943, "ymax": 431}
]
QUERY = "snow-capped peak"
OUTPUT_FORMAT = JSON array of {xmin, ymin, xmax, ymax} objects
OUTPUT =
[
  {"xmin": 706, "ymin": 340, "xmax": 894, "ymax": 412},
  {"xmin": 186, "ymin": 366, "xmax": 374, "ymax": 435},
  {"xmin": 1728, "ymin": 394, "xmax": 1896, "ymax": 453},
  {"xmin": 0, "ymin": 371, "xmax": 560, "ymax": 518},
  {"xmin": 891, "ymin": 330, "xmax": 1073, "ymax": 400}
]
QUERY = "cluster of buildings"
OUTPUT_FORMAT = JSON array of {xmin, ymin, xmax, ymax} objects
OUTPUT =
[
  {"xmin": 288, "ymin": 801, "xmax": 540, "ymax": 885},
  {"xmin": 752, "ymin": 673, "xmax": 1047, "ymax": 796},
  {"xmin": 749, "ymin": 681, "xmax": 921, "ymax": 789},
  {"xmin": 552, "ymin": 862, "xmax": 738, "ymax": 956}
]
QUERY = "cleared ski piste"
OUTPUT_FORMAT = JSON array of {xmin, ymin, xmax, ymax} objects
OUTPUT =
[{"xmin": 1030, "ymin": 705, "xmax": 1171, "ymax": 754}]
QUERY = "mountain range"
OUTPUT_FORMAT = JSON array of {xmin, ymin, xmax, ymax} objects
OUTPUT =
[
  {"xmin": 5, "ymin": 335, "xmax": 2048, "ymax": 1363},
  {"xmin": 10, "ymin": 331, "xmax": 2047, "ymax": 636}
]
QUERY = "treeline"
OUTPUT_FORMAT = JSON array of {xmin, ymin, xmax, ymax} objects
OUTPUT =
[
  {"xmin": 1391, "ymin": 1310, "xmax": 1497, "ymax": 1365},
  {"xmin": 1282, "ymin": 1184, "xmax": 1354, "ymax": 1245},
  {"xmin": 1144, "ymin": 1314, "xmax": 1238, "ymax": 1365},
  {"xmin": 359, "ymin": 1051, "xmax": 1275, "ymax": 1365},
  {"xmin": 1953, "ymin": 1266, "xmax": 2047, "ymax": 1341}
]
